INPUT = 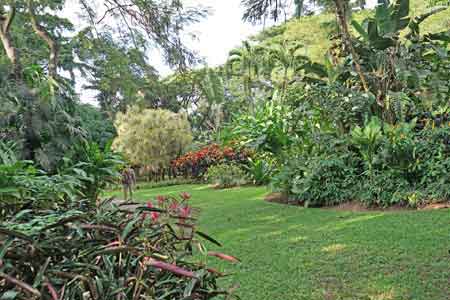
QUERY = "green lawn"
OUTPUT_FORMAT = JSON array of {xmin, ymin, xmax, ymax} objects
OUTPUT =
[{"xmin": 107, "ymin": 184, "xmax": 450, "ymax": 300}]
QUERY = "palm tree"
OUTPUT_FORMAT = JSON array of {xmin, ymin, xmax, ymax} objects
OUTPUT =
[
  {"xmin": 227, "ymin": 41, "xmax": 264, "ymax": 113},
  {"xmin": 264, "ymin": 41, "xmax": 307, "ymax": 101}
]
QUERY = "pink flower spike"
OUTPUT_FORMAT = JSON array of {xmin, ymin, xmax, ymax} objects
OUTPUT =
[
  {"xmin": 151, "ymin": 212, "xmax": 160, "ymax": 222},
  {"xmin": 156, "ymin": 195, "xmax": 167, "ymax": 205},
  {"xmin": 146, "ymin": 202, "xmax": 153, "ymax": 208},
  {"xmin": 169, "ymin": 201, "xmax": 179, "ymax": 212},
  {"xmin": 180, "ymin": 192, "xmax": 191, "ymax": 200},
  {"xmin": 179, "ymin": 205, "xmax": 192, "ymax": 218}
]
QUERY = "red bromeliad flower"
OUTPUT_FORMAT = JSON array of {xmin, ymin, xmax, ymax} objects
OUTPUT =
[
  {"xmin": 151, "ymin": 211, "xmax": 160, "ymax": 222},
  {"xmin": 169, "ymin": 201, "xmax": 179, "ymax": 212},
  {"xmin": 180, "ymin": 192, "xmax": 191, "ymax": 200},
  {"xmin": 179, "ymin": 205, "xmax": 192, "ymax": 218},
  {"xmin": 142, "ymin": 202, "xmax": 160, "ymax": 222},
  {"xmin": 156, "ymin": 195, "xmax": 167, "ymax": 205}
]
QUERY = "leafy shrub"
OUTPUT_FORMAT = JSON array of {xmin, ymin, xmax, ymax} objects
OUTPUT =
[
  {"xmin": 0, "ymin": 142, "xmax": 81, "ymax": 217},
  {"xmin": 205, "ymin": 163, "xmax": 248, "ymax": 188},
  {"xmin": 271, "ymin": 120, "xmax": 450, "ymax": 208},
  {"xmin": 357, "ymin": 168, "xmax": 413, "ymax": 207},
  {"xmin": 351, "ymin": 117, "xmax": 384, "ymax": 172},
  {"xmin": 1, "ymin": 142, "xmax": 123, "ymax": 217},
  {"xmin": 65, "ymin": 142, "xmax": 124, "ymax": 203},
  {"xmin": 0, "ymin": 194, "xmax": 238, "ymax": 299},
  {"xmin": 244, "ymin": 156, "xmax": 275, "ymax": 185},
  {"xmin": 290, "ymin": 153, "xmax": 357, "ymax": 207},
  {"xmin": 225, "ymin": 102, "xmax": 294, "ymax": 155},
  {"xmin": 416, "ymin": 126, "xmax": 450, "ymax": 201}
]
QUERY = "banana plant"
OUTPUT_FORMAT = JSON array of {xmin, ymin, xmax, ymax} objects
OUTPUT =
[
  {"xmin": 351, "ymin": 0, "xmax": 410, "ymax": 50},
  {"xmin": 352, "ymin": 0, "xmax": 449, "ymax": 50}
]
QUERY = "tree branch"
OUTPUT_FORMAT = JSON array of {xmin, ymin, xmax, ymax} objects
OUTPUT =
[
  {"xmin": 4, "ymin": 5, "xmax": 15, "ymax": 33},
  {"xmin": 27, "ymin": 0, "xmax": 59, "ymax": 79},
  {"xmin": 0, "ymin": 4, "xmax": 21, "ymax": 79}
]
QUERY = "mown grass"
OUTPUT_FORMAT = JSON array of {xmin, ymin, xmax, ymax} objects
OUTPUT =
[{"xmin": 107, "ymin": 184, "xmax": 450, "ymax": 300}]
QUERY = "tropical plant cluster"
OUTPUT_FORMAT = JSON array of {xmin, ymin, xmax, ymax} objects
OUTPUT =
[
  {"xmin": 216, "ymin": 0, "xmax": 450, "ymax": 207},
  {"xmin": 0, "ymin": 141, "xmax": 122, "ymax": 218},
  {"xmin": 0, "ymin": 193, "xmax": 239, "ymax": 299}
]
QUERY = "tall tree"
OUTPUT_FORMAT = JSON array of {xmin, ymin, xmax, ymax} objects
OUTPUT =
[
  {"xmin": 264, "ymin": 41, "xmax": 306, "ymax": 100},
  {"xmin": 113, "ymin": 106, "xmax": 193, "ymax": 169},
  {"xmin": 227, "ymin": 41, "xmax": 263, "ymax": 112},
  {"xmin": 0, "ymin": 0, "xmax": 207, "ymax": 167}
]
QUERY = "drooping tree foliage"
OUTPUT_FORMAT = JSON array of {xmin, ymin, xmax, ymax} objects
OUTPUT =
[
  {"xmin": 113, "ymin": 107, "xmax": 193, "ymax": 169},
  {"xmin": 0, "ymin": 0, "xmax": 207, "ymax": 170}
]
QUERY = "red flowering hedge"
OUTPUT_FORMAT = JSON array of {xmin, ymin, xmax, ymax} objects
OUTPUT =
[{"xmin": 172, "ymin": 144, "xmax": 250, "ymax": 178}]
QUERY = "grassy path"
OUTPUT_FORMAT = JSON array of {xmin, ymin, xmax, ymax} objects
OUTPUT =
[{"xmin": 107, "ymin": 184, "xmax": 450, "ymax": 300}]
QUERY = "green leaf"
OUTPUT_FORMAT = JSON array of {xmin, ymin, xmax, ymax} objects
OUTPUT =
[
  {"xmin": 120, "ymin": 217, "xmax": 140, "ymax": 241},
  {"xmin": 0, "ymin": 291, "xmax": 18, "ymax": 300},
  {"xmin": 351, "ymin": 20, "xmax": 369, "ymax": 41},
  {"xmin": 196, "ymin": 231, "xmax": 222, "ymax": 247}
]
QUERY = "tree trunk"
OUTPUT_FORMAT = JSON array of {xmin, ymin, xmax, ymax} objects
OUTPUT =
[
  {"xmin": 0, "ymin": 5, "xmax": 21, "ymax": 79},
  {"xmin": 28, "ymin": 0, "xmax": 59, "ymax": 80},
  {"xmin": 294, "ymin": 0, "xmax": 304, "ymax": 17},
  {"xmin": 333, "ymin": 0, "xmax": 369, "ymax": 93},
  {"xmin": 0, "ymin": 5, "xmax": 37, "ymax": 160}
]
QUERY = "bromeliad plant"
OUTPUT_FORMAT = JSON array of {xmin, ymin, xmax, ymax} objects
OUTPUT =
[{"xmin": 0, "ymin": 194, "xmax": 239, "ymax": 299}]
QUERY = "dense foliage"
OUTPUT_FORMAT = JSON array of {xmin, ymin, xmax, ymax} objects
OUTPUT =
[
  {"xmin": 217, "ymin": 0, "xmax": 450, "ymax": 207},
  {"xmin": 113, "ymin": 107, "xmax": 193, "ymax": 170},
  {"xmin": 0, "ymin": 194, "xmax": 238, "ymax": 299},
  {"xmin": 0, "ymin": 141, "xmax": 122, "ymax": 218}
]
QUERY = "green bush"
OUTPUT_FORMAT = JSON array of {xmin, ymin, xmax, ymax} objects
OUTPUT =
[
  {"xmin": 0, "ymin": 142, "xmax": 123, "ymax": 217},
  {"xmin": 64, "ymin": 142, "xmax": 124, "ymax": 203},
  {"xmin": 0, "ymin": 194, "xmax": 238, "ymax": 299},
  {"xmin": 416, "ymin": 126, "xmax": 450, "ymax": 202},
  {"xmin": 0, "ymin": 141, "xmax": 81, "ymax": 217},
  {"xmin": 244, "ymin": 156, "xmax": 275, "ymax": 185},
  {"xmin": 205, "ymin": 163, "xmax": 248, "ymax": 188},
  {"xmin": 272, "ymin": 122, "xmax": 450, "ymax": 208},
  {"xmin": 357, "ymin": 168, "xmax": 413, "ymax": 207},
  {"xmin": 290, "ymin": 153, "xmax": 358, "ymax": 207}
]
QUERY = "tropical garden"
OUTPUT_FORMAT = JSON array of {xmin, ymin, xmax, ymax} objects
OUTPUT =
[{"xmin": 1, "ymin": 0, "xmax": 450, "ymax": 299}]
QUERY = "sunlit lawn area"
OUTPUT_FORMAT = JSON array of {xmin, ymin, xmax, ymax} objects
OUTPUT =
[{"xmin": 107, "ymin": 184, "xmax": 450, "ymax": 300}]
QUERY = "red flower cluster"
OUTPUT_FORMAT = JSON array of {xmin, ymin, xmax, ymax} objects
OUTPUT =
[
  {"xmin": 172, "ymin": 144, "xmax": 250, "ymax": 178},
  {"xmin": 142, "ymin": 192, "xmax": 193, "ymax": 224}
]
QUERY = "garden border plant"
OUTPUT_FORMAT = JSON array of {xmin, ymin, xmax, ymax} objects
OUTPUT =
[{"xmin": 0, "ymin": 193, "xmax": 239, "ymax": 299}]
